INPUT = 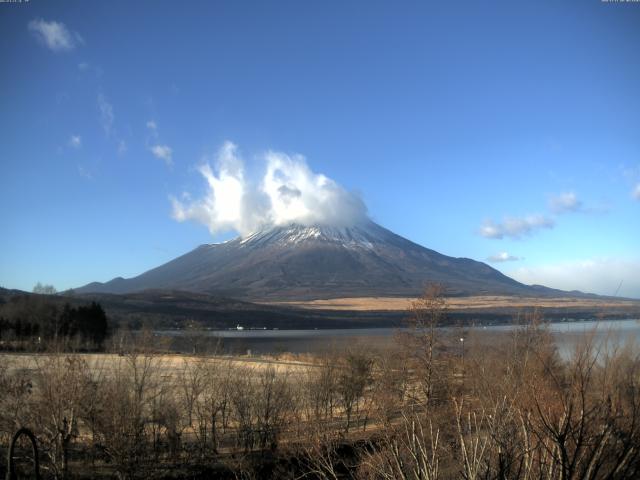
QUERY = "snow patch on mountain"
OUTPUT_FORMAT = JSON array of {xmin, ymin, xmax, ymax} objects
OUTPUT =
[{"xmin": 237, "ymin": 222, "xmax": 386, "ymax": 251}]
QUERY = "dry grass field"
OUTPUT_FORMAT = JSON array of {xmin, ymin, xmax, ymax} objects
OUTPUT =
[
  {"xmin": 0, "ymin": 351, "xmax": 315, "ymax": 377},
  {"xmin": 266, "ymin": 295, "xmax": 640, "ymax": 311}
]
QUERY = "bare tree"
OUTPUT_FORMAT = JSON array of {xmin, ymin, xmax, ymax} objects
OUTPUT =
[
  {"xmin": 92, "ymin": 350, "xmax": 164, "ymax": 479},
  {"xmin": 230, "ymin": 365, "xmax": 257, "ymax": 453},
  {"xmin": 371, "ymin": 346, "xmax": 410, "ymax": 428},
  {"xmin": 30, "ymin": 354, "xmax": 91, "ymax": 479},
  {"xmin": 33, "ymin": 282, "xmax": 57, "ymax": 295},
  {"xmin": 0, "ymin": 357, "xmax": 33, "ymax": 446},
  {"xmin": 402, "ymin": 283, "xmax": 447, "ymax": 407},
  {"xmin": 254, "ymin": 365, "xmax": 293, "ymax": 451},
  {"xmin": 337, "ymin": 349, "xmax": 373, "ymax": 433},
  {"xmin": 304, "ymin": 353, "xmax": 340, "ymax": 427},
  {"xmin": 197, "ymin": 357, "xmax": 234, "ymax": 455},
  {"xmin": 360, "ymin": 411, "xmax": 440, "ymax": 480}
]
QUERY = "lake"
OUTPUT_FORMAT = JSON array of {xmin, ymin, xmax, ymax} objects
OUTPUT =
[{"xmin": 159, "ymin": 318, "xmax": 640, "ymax": 357}]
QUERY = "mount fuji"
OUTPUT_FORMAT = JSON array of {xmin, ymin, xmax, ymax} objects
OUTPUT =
[{"xmin": 77, "ymin": 220, "xmax": 563, "ymax": 300}]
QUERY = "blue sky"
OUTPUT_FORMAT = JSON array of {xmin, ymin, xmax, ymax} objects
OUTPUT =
[{"xmin": 1, "ymin": 1, "xmax": 639, "ymax": 297}]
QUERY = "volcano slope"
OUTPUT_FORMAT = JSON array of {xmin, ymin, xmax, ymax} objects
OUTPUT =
[{"xmin": 77, "ymin": 220, "xmax": 571, "ymax": 301}]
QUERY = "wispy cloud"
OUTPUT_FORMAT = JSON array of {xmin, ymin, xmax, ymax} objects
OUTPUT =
[
  {"xmin": 622, "ymin": 164, "xmax": 640, "ymax": 182},
  {"xmin": 97, "ymin": 93, "xmax": 114, "ymax": 136},
  {"xmin": 68, "ymin": 135, "xmax": 81, "ymax": 149},
  {"xmin": 508, "ymin": 258, "xmax": 640, "ymax": 298},
  {"xmin": 622, "ymin": 165, "xmax": 640, "ymax": 202},
  {"xmin": 28, "ymin": 18, "xmax": 82, "ymax": 52},
  {"xmin": 150, "ymin": 145, "xmax": 173, "ymax": 166},
  {"xmin": 117, "ymin": 140, "xmax": 127, "ymax": 156},
  {"xmin": 146, "ymin": 120, "xmax": 171, "ymax": 165},
  {"xmin": 479, "ymin": 215, "xmax": 555, "ymax": 240},
  {"xmin": 548, "ymin": 191, "xmax": 608, "ymax": 214},
  {"xmin": 96, "ymin": 94, "xmax": 127, "ymax": 155},
  {"xmin": 480, "ymin": 191, "xmax": 603, "ymax": 241},
  {"xmin": 77, "ymin": 165, "xmax": 92, "ymax": 180},
  {"xmin": 549, "ymin": 191, "xmax": 582, "ymax": 214},
  {"xmin": 487, "ymin": 252, "xmax": 522, "ymax": 263},
  {"xmin": 78, "ymin": 62, "xmax": 103, "ymax": 78}
]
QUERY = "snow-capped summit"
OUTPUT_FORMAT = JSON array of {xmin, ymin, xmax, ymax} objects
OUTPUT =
[{"xmin": 238, "ymin": 221, "xmax": 392, "ymax": 250}]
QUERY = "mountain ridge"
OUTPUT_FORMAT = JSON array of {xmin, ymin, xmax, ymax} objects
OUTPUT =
[{"xmin": 76, "ymin": 220, "xmax": 585, "ymax": 300}]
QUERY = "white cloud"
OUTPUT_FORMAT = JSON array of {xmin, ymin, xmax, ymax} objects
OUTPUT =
[
  {"xmin": 479, "ymin": 215, "xmax": 555, "ymax": 239},
  {"xmin": 171, "ymin": 141, "xmax": 367, "ymax": 236},
  {"xmin": 77, "ymin": 165, "xmax": 92, "ymax": 180},
  {"xmin": 549, "ymin": 191, "xmax": 582, "ymax": 214},
  {"xmin": 77, "ymin": 62, "xmax": 103, "ymax": 78},
  {"xmin": 487, "ymin": 252, "xmax": 522, "ymax": 263},
  {"xmin": 28, "ymin": 18, "xmax": 81, "ymax": 52},
  {"xmin": 262, "ymin": 150, "xmax": 365, "ymax": 227},
  {"xmin": 480, "ymin": 191, "xmax": 602, "ymax": 242},
  {"xmin": 508, "ymin": 258, "xmax": 640, "ymax": 299},
  {"xmin": 97, "ymin": 93, "xmax": 114, "ymax": 136},
  {"xmin": 633, "ymin": 183, "xmax": 640, "ymax": 201},
  {"xmin": 150, "ymin": 145, "xmax": 173, "ymax": 165},
  {"xmin": 68, "ymin": 135, "xmax": 81, "ymax": 148},
  {"xmin": 146, "ymin": 120, "xmax": 158, "ymax": 132},
  {"xmin": 117, "ymin": 140, "xmax": 127, "ymax": 156}
]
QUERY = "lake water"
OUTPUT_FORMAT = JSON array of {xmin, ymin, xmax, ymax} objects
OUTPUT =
[{"xmin": 159, "ymin": 318, "xmax": 640, "ymax": 357}]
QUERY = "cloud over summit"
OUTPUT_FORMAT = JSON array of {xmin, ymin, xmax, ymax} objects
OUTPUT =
[{"xmin": 171, "ymin": 142, "xmax": 367, "ymax": 236}]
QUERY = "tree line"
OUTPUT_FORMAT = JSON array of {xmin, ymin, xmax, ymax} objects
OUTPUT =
[{"xmin": 0, "ymin": 294, "xmax": 109, "ymax": 349}]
